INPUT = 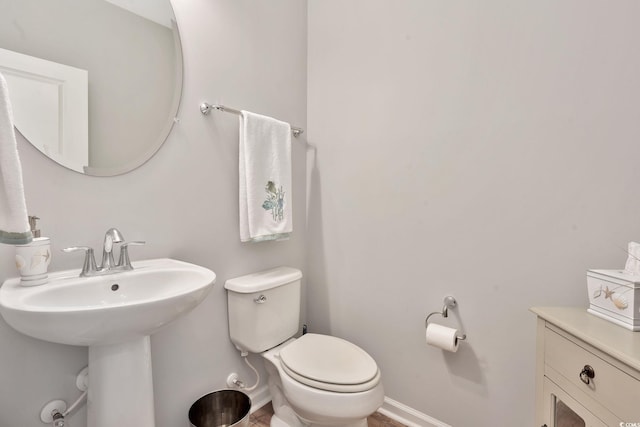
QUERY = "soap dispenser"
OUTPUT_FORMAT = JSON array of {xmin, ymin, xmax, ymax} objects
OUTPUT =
[{"xmin": 15, "ymin": 216, "xmax": 51, "ymax": 286}]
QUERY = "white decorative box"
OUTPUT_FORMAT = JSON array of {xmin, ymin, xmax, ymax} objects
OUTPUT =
[{"xmin": 587, "ymin": 269, "xmax": 640, "ymax": 331}]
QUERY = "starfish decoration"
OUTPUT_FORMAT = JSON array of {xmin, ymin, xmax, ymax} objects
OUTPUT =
[{"xmin": 603, "ymin": 286, "xmax": 615, "ymax": 299}]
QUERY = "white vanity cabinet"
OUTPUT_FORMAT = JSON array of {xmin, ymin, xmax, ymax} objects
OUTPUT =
[{"xmin": 532, "ymin": 307, "xmax": 640, "ymax": 427}]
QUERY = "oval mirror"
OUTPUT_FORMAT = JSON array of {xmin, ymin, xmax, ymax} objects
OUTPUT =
[{"xmin": 0, "ymin": 0, "xmax": 182, "ymax": 176}]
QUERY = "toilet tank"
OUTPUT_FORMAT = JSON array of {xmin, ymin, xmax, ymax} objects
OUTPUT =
[{"xmin": 225, "ymin": 267, "xmax": 302, "ymax": 353}]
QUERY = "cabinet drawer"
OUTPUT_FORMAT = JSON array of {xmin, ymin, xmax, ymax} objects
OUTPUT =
[{"xmin": 544, "ymin": 327, "xmax": 640, "ymax": 420}]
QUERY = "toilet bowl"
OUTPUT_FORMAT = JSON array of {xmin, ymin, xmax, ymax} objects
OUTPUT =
[
  {"xmin": 225, "ymin": 267, "xmax": 384, "ymax": 427},
  {"xmin": 263, "ymin": 336, "xmax": 385, "ymax": 427}
]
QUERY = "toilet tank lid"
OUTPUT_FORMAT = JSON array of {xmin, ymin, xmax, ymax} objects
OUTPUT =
[{"xmin": 224, "ymin": 266, "xmax": 302, "ymax": 293}]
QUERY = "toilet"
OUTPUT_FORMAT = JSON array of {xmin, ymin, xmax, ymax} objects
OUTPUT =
[{"xmin": 225, "ymin": 267, "xmax": 384, "ymax": 427}]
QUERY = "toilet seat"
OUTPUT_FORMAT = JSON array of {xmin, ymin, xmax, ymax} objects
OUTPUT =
[{"xmin": 278, "ymin": 334, "xmax": 380, "ymax": 393}]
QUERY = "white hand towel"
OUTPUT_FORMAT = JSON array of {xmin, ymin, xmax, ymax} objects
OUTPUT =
[
  {"xmin": 239, "ymin": 110, "xmax": 292, "ymax": 242},
  {"xmin": 0, "ymin": 72, "xmax": 31, "ymax": 245}
]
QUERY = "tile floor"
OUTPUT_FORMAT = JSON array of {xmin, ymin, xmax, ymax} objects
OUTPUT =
[{"xmin": 249, "ymin": 402, "xmax": 407, "ymax": 427}]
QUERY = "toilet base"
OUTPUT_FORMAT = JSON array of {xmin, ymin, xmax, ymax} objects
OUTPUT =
[
  {"xmin": 271, "ymin": 414, "xmax": 290, "ymax": 427},
  {"xmin": 271, "ymin": 414, "xmax": 368, "ymax": 427},
  {"xmin": 308, "ymin": 420, "xmax": 368, "ymax": 427}
]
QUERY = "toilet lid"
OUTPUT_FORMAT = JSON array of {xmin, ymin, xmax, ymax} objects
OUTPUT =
[{"xmin": 278, "ymin": 334, "xmax": 380, "ymax": 393}]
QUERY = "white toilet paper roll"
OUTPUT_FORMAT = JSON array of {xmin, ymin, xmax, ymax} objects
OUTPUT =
[{"xmin": 425, "ymin": 323, "xmax": 460, "ymax": 352}]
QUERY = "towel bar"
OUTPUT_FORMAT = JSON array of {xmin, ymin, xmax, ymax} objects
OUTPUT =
[{"xmin": 200, "ymin": 102, "xmax": 304, "ymax": 137}]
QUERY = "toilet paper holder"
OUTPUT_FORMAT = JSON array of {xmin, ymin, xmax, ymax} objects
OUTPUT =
[{"xmin": 425, "ymin": 296, "xmax": 467, "ymax": 341}]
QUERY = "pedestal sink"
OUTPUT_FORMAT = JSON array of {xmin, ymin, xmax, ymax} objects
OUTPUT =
[{"xmin": 0, "ymin": 258, "xmax": 216, "ymax": 427}]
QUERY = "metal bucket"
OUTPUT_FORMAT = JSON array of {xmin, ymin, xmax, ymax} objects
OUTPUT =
[{"xmin": 188, "ymin": 389, "xmax": 251, "ymax": 427}]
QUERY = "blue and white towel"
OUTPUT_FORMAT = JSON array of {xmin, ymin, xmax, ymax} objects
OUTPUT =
[
  {"xmin": 239, "ymin": 110, "xmax": 292, "ymax": 242},
  {"xmin": 0, "ymin": 72, "xmax": 31, "ymax": 245}
]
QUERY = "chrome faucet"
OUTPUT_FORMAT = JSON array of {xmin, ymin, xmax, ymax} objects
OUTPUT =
[
  {"xmin": 63, "ymin": 228, "xmax": 145, "ymax": 277},
  {"xmin": 100, "ymin": 228, "xmax": 124, "ymax": 271}
]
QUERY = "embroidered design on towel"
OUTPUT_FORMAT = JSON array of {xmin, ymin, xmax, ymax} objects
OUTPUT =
[{"xmin": 262, "ymin": 181, "xmax": 285, "ymax": 222}]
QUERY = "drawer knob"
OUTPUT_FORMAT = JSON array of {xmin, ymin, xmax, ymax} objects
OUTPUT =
[{"xmin": 579, "ymin": 365, "xmax": 595, "ymax": 385}]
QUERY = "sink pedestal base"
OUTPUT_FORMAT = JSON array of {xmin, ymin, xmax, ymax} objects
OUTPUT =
[{"xmin": 88, "ymin": 336, "xmax": 155, "ymax": 427}]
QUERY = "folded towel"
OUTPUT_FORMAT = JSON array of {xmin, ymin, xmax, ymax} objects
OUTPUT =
[
  {"xmin": 0, "ymin": 72, "xmax": 31, "ymax": 245},
  {"xmin": 239, "ymin": 110, "xmax": 292, "ymax": 242}
]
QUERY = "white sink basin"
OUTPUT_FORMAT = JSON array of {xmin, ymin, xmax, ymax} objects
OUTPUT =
[
  {"xmin": 0, "ymin": 258, "xmax": 216, "ymax": 346},
  {"xmin": 0, "ymin": 257, "xmax": 216, "ymax": 427}
]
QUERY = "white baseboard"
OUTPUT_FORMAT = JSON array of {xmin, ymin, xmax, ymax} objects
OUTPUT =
[
  {"xmin": 248, "ymin": 384, "xmax": 271, "ymax": 413},
  {"xmin": 377, "ymin": 397, "xmax": 450, "ymax": 427}
]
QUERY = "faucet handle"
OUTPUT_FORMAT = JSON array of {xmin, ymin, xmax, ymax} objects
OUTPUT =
[
  {"xmin": 117, "ymin": 241, "xmax": 146, "ymax": 270},
  {"xmin": 62, "ymin": 246, "xmax": 97, "ymax": 277}
]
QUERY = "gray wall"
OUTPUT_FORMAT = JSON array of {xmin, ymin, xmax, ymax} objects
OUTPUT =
[
  {"xmin": 307, "ymin": 0, "xmax": 640, "ymax": 425},
  {"xmin": 0, "ymin": 1, "xmax": 307, "ymax": 426}
]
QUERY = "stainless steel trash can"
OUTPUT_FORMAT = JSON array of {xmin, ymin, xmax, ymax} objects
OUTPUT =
[{"xmin": 188, "ymin": 389, "xmax": 251, "ymax": 427}]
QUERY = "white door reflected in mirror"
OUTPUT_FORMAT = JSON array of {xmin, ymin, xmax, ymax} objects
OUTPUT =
[{"xmin": 0, "ymin": 48, "xmax": 89, "ymax": 173}]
